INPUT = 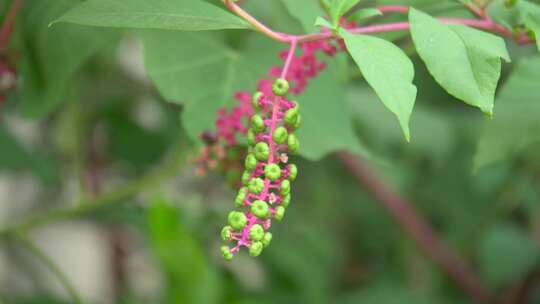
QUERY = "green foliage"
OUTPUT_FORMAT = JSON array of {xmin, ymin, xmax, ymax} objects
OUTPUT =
[
  {"xmin": 280, "ymin": 0, "xmax": 324, "ymax": 32},
  {"xmin": 341, "ymin": 30, "xmax": 417, "ymax": 141},
  {"xmin": 409, "ymin": 8, "xmax": 510, "ymax": 115},
  {"xmin": 54, "ymin": 0, "xmax": 250, "ymax": 31}
]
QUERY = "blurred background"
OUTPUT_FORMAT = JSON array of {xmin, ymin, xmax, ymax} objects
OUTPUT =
[{"xmin": 1, "ymin": 0, "xmax": 540, "ymax": 303}]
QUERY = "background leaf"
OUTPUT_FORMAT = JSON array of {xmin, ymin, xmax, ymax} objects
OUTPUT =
[{"xmin": 280, "ymin": 0, "xmax": 325, "ymax": 33}]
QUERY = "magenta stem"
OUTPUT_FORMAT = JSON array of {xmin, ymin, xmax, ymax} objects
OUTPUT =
[{"xmin": 280, "ymin": 39, "xmax": 297, "ymax": 79}]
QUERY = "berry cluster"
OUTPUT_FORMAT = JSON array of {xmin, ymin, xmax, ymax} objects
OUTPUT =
[{"xmin": 220, "ymin": 78, "xmax": 301, "ymax": 259}]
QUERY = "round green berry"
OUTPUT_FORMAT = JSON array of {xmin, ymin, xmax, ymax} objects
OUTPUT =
[
  {"xmin": 282, "ymin": 193, "xmax": 291, "ymax": 208},
  {"xmin": 251, "ymin": 200, "xmax": 269, "ymax": 219},
  {"xmin": 251, "ymin": 114, "xmax": 265, "ymax": 133},
  {"xmin": 287, "ymin": 164, "xmax": 297, "ymax": 181},
  {"xmin": 272, "ymin": 126, "xmax": 288, "ymax": 144},
  {"xmin": 241, "ymin": 170, "xmax": 251, "ymax": 185},
  {"xmin": 221, "ymin": 226, "xmax": 233, "ymax": 241},
  {"xmin": 247, "ymin": 129, "xmax": 256, "ymax": 146},
  {"xmin": 249, "ymin": 224, "xmax": 265, "ymax": 241},
  {"xmin": 274, "ymin": 206, "xmax": 285, "ymax": 221},
  {"xmin": 272, "ymin": 78, "xmax": 290, "ymax": 96},
  {"xmin": 245, "ymin": 154, "xmax": 257, "ymax": 171},
  {"xmin": 221, "ymin": 245, "xmax": 233, "ymax": 261},
  {"xmin": 252, "ymin": 91, "xmax": 263, "ymax": 109},
  {"xmin": 228, "ymin": 211, "xmax": 247, "ymax": 230},
  {"xmin": 248, "ymin": 177, "xmax": 265, "ymax": 194},
  {"xmin": 280, "ymin": 179, "xmax": 291, "ymax": 196},
  {"xmin": 264, "ymin": 163, "xmax": 281, "ymax": 181},
  {"xmin": 293, "ymin": 114, "xmax": 302, "ymax": 129},
  {"xmin": 235, "ymin": 187, "xmax": 248, "ymax": 207},
  {"xmin": 249, "ymin": 241, "xmax": 264, "ymax": 257},
  {"xmin": 287, "ymin": 134, "xmax": 299, "ymax": 154},
  {"xmin": 254, "ymin": 142, "xmax": 270, "ymax": 161},
  {"xmin": 284, "ymin": 108, "xmax": 299, "ymax": 127},
  {"xmin": 262, "ymin": 232, "xmax": 272, "ymax": 247}
]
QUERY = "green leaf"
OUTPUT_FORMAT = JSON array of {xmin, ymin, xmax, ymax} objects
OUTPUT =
[
  {"xmin": 281, "ymin": 0, "xmax": 325, "ymax": 33},
  {"xmin": 53, "ymin": 0, "xmax": 250, "ymax": 31},
  {"xmin": 18, "ymin": 0, "xmax": 114, "ymax": 117},
  {"xmin": 141, "ymin": 31, "xmax": 280, "ymax": 141},
  {"xmin": 314, "ymin": 17, "xmax": 334, "ymax": 29},
  {"xmin": 330, "ymin": 0, "xmax": 361, "ymax": 27},
  {"xmin": 340, "ymin": 29, "xmax": 417, "ymax": 141},
  {"xmin": 349, "ymin": 8, "xmax": 383, "ymax": 22},
  {"xmin": 475, "ymin": 57, "xmax": 540, "ymax": 169},
  {"xmin": 524, "ymin": 14, "xmax": 540, "ymax": 52},
  {"xmin": 296, "ymin": 60, "xmax": 368, "ymax": 160},
  {"xmin": 409, "ymin": 8, "xmax": 510, "ymax": 115},
  {"xmin": 478, "ymin": 223, "xmax": 539, "ymax": 287}
]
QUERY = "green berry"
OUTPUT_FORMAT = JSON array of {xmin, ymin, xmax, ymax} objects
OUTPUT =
[
  {"xmin": 254, "ymin": 142, "xmax": 270, "ymax": 161},
  {"xmin": 251, "ymin": 200, "xmax": 269, "ymax": 218},
  {"xmin": 284, "ymin": 108, "xmax": 299, "ymax": 127},
  {"xmin": 249, "ymin": 241, "xmax": 264, "ymax": 257},
  {"xmin": 272, "ymin": 78, "xmax": 290, "ymax": 96},
  {"xmin": 247, "ymin": 129, "xmax": 256, "ymax": 146},
  {"xmin": 282, "ymin": 193, "xmax": 291, "ymax": 208},
  {"xmin": 280, "ymin": 179, "xmax": 291, "ymax": 196},
  {"xmin": 245, "ymin": 154, "xmax": 258, "ymax": 171},
  {"xmin": 252, "ymin": 91, "xmax": 263, "ymax": 109},
  {"xmin": 293, "ymin": 114, "xmax": 302, "ymax": 129},
  {"xmin": 228, "ymin": 211, "xmax": 247, "ymax": 230},
  {"xmin": 241, "ymin": 170, "xmax": 251, "ymax": 185},
  {"xmin": 262, "ymin": 232, "xmax": 272, "ymax": 247},
  {"xmin": 287, "ymin": 164, "xmax": 298, "ymax": 181},
  {"xmin": 274, "ymin": 206, "xmax": 285, "ymax": 221},
  {"xmin": 249, "ymin": 224, "xmax": 265, "ymax": 241},
  {"xmin": 248, "ymin": 178, "xmax": 265, "ymax": 194},
  {"xmin": 287, "ymin": 134, "xmax": 299, "ymax": 154},
  {"xmin": 251, "ymin": 114, "xmax": 265, "ymax": 133},
  {"xmin": 264, "ymin": 163, "xmax": 281, "ymax": 181},
  {"xmin": 235, "ymin": 187, "xmax": 248, "ymax": 207},
  {"xmin": 221, "ymin": 246, "xmax": 233, "ymax": 261},
  {"xmin": 272, "ymin": 126, "xmax": 288, "ymax": 144},
  {"xmin": 221, "ymin": 226, "xmax": 233, "ymax": 241}
]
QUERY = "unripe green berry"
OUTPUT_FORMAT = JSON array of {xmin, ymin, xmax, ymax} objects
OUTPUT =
[
  {"xmin": 252, "ymin": 91, "xmax": 263, "ymax": 109},
  {"xmin": 249, "ymin": 241, "xmax": 264, "ymax": 257},
  {"xmin": 284, "ymin": 108, "xmax": 299, "ymax": 127},
  {"xmin": 262, "ymin": 232, "xmax": 272, "ymax": 247},
  {"xmin": 293, "ymin": 114, "xmax": 302, "ymax": 129},
  {"xmin": 264, "ymin": 163, "xmax": 281, "ymax": 181},
  {"xmin": 287, "ymin": 134, "xmax": 299, "ymax": 154},
  {"xmin": 235, "ymin": 187, "xmax": 248, "ymax": 207},
  {"xmin": 274, "ymin": 206, "xmax": 285, "ymax": 221},
  {"xmin": 272, "ymin": 78, "xmax": 290, "ymax": 96},
  {"xmin": 221, "ymin": 245, "xmax": 233, "ymax": 260},
  {"xmin": 248, "ymin": 178, "xmax": 265, "ymax": 194},
  {"xmin": 245, "ymin": 154, "xmax": 257, "ymax": 171},
  {"xmin": 221, "ymin": 226, "xmax": 233, "ymax": 241},
  {"xmin": 272, "ymin": 126, "xmax": 288, "ymax": 144},
  {"xmin": 241, "ymin": 170, "xmax": 251, "ymax": 185},
  {"xmin": 287, "ymin": 164, "xmax": 298, "ymax": 181},
  {"xmin": 282, "ymin": 193, "xmax": 291, "ymax": 208},
  {"xmin": 251, "ymin": 200, "xmax": 269, "ymax": 218},
  {"xmin": 228, "ymin": 211, "xmax": 247, "ymax": 230},
  {"xmin": 280, "ymin": 179, "xmax": 291, "ymax": 196},
  {"xmin": 254, "ymin": 142, "xmax": 270, "ymax": 161},
  {"xmin": 251, "ymin": 114, "xmax": 265, "ymax": 133},
  {"xmin": 247, "ymin": 129, "xmax": 256, "ymax": 146},
  {"xmin": 249, "ymin": 224, "xmax": 265, "ymax": 241}
]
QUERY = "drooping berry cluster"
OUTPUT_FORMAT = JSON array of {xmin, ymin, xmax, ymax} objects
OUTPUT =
[{"xmin": 220, "ymin": 78, "xmax": 301, "ymax": 259}]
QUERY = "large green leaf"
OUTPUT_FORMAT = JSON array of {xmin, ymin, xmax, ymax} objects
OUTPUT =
[
  {"xmin": 478, "ymin": 223, "xmax": 539, "ymax": 287},
  {"xmin": 340, "ymin": 30, "xmax": 417, "ymax": 141},
  {"xmin": 524, "ymin": 14, "xmax": 540, "ymax": 52},
  {"xmin": 18, "ymin": 0, "xmax": 113, "ymax": 117},
  {"xmin": 141, "ymin": 31, "xmax": 280, "ymax": 140},
  {"xmin": 296, "ymin": 60, "xmax": 368, "ymax": 160},
  {"xmin": 475, "ymin": 57, "xmax": 540, "ymax": 169},
  {"xmin": 409, "ymin": 8, "xmax": 510, "ymax": 115},
  {"xmin": 53, "ymin": 0, "xmax": 250, "ymax": 31},
  {"xmin": 280, "ymin": 0, "xmax": 324, "ymax": 33}
]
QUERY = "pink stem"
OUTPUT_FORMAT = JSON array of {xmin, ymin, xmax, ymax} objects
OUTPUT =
[
  {"xmin": 280, "ymin": 39, "xmax": 297, "ymax": 79},
  {"xmin": 377, "ymin": 5, "xmax": 409, "ymax": 14},
  {"xmin": 0, "ymin": 0, "xmax": 23, "ymax": 51}
]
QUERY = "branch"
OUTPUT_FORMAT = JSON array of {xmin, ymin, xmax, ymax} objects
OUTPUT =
[
  {"xmin": 0, "ymin": 142, "xmax": 190, "ymax": 238},
  {"xmin": 338, "ymin": 151, "xmax": 493, "ymax": 303},
  {"xmin": 0, "ymin": 0, "xmax": 23, "ymax": 52}
]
